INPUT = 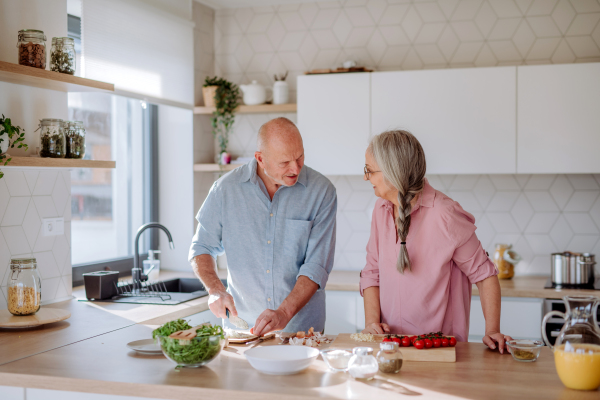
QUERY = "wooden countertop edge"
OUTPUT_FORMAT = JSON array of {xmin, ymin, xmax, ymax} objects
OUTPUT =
[{"xmin": 0, "ymin": 373, "xmax": 315, "ymax": 400}]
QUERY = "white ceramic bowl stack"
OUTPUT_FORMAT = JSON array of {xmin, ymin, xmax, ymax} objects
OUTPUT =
[{"xmin": 244, "ymin": 346, "xmax": 320, "ymax": 375}]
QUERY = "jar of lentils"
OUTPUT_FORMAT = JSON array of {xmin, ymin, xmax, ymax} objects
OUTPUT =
[
  {"xmin": 65, "ymin": 121, "xmax": 86, "ymax": 159},
  {"xmin": 17, "ymin": 29, "xmax": 47, "ymax": 69},
  {"xmin": 50, "ymin": 37, "xmax": 75, "ymax": 75},
  {"xmin": 39, "ymin": 118, "xmax": 66, "ymax": 158},
  {"xmin": 8, "ymin": 258, "xmax": 42, "ymax": 316}
]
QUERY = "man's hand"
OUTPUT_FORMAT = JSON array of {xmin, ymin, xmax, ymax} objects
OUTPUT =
[
  {"xmin": 483, "ymin": 331, "xmax": 513, "ymax": 354},
  {"xmin": 207, "ymin": 289, "xmax": 237, "ymax": 319},
  {"xmin": 251, "ymin": 308, "xmax": 292, "ymax": 337},
  {"xmin": 362, "ymin": 322, "xmax": 391, "ymax": 335}
]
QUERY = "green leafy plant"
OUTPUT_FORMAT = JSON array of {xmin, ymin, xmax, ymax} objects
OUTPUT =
[
  {"xmin": 0, "ymin": 115, "xmax": 29, "ymax": 179},
  {"xmin": 204, "ymin": 76, "xmax": 240, "ymax": 164}
]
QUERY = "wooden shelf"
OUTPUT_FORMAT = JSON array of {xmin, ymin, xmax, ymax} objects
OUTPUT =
[
  {"xmin": 193, "ymin": 163, "xmax": 241, "ymax": 172},
  {"xmin": 6, "ymin": 157, "xmax": 116, "ymax": 169},
  {"xmin": 194, "ymin": 103, "xmax": 296, "ymax": 115},
  {"xmin": 0, "ymin": 61, "xmax": 114, "ymax": 92}
]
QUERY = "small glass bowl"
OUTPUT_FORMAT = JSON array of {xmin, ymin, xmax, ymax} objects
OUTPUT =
[
  {"xmin": 506, "ymin": 340, "xmax": 543, "ymax": 362},
  {"xmin": 157, "ymin": 335, "xmax": 225, "ymax": 368},
  {"xmin": 320, "ymin": 349, "xmax": 353, "ymax": 372}
]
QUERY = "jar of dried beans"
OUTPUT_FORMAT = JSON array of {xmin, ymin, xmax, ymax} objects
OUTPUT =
[
  {"xmin": 50, "ymin": 37, "xmax": 75, "ymax": 75},
  {"xmin": 8, "ymin": 258, "xmax": 42, "ymax": 316},
  {"xmin": 17, "ymin": 29, "xmax": 47, "ymax": 69},
  {"xmin": 65, "ymin": 121, "xmax": 85, "ymax": 159},
  {"xmin": 38, "ymin": 118, "xmax": 66, "ymax": 158}
]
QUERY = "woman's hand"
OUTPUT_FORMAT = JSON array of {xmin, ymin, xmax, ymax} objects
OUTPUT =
[
  {"xmin": 362, "ymin": 322, "xmax": 391, "ymax": 335},
  {"xmin": 483, "ymin": 331, "xmax": 513, "ymax": 354}
]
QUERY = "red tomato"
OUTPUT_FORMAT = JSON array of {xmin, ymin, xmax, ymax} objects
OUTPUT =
[
  {"xmin": 402, "ymin": 337, "xmax": 411, "ymax": 347},
  {"xmin": 414, "ymin": 340, "xmax": 424, "ymax": 349},
  {"xmin": 424, "ymin": 339, "xmax": 433, "ymax": 349},
  {"xmin": 449, "ymin": 337, "xmax": 457, "ymax": 347},
  {"xmin": 392, "ymin": 337, "xmax": 402, "ymax": 344},
  {"xmin": 441, "ymin": 338, "xmax": 449, "ymax": 347},
  {"xmin": 432, "ymin": 338, "xmax": 441, "ymax": 348},
  {"xmin": 383, "ymin": 336, "xmax": 393, "ymax": 342}
]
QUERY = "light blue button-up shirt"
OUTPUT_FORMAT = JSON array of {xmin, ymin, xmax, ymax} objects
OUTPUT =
[{"xmin": 189, "ymin": 159, "xmax": 337, "ymax": 332}]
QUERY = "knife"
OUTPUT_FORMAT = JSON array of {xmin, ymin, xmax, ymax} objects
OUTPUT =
[{"xmin": 226, "ymin": 308, "xmax": 249, "ymax": 330}]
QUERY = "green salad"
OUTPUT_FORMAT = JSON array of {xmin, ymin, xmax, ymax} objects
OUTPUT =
[{"xmin": 152, "ymin": 319, "xmax": 225, "ymax": 365}]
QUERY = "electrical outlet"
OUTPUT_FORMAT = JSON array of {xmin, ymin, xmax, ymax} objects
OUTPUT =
[{"xmin": 42, "ymin": 218, "xmax": 64, "ymax": 236}]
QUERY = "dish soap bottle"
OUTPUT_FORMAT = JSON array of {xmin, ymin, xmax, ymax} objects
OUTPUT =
[{"xmin": 143, "ymin": 250, "xmax": 161, "ymax": 281}]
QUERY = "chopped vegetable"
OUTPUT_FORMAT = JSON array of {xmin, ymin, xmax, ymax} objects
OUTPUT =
[
  {"xmin": 153, "ymin": 320, "xmax": 224, "ymax": 366},
  {"xmin": 152, "ymin": 319, "xmax": 192, "ymax": 339}
]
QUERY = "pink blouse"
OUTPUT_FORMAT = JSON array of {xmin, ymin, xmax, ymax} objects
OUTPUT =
[{"xmin": 360, "ymin": 179, "xmax": 497, "ymax": 342}]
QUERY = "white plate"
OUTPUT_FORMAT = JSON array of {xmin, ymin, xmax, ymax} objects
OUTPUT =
[
  {"xmin": 127, "ymin": 339, "xmax": 163, "ymax": 354},
  {"xmin": 245, "ymin": 346, "xmax": 320, "ymax": 375}
]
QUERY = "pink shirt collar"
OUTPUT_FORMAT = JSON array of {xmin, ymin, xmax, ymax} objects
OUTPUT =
[{"xmin": 378, "ymin": 178, "xmax": 436, "ymax": 214}]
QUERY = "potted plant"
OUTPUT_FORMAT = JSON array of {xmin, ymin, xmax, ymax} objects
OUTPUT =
[
  {"xmin": 0, "ymin": 114, "xmax": 29, "ymax": 179},
  {"xmin": 203, "ymin": 77, "xmax": 240, "ymax": 165}
]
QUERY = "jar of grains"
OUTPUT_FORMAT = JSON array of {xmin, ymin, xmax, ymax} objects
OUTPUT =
[
  {"xmin": 39, "ymin": 118, "xmax": 66, "ymax": 158},
  {"xmin": 8, "ymin": 258, "xmax": 42, "ymax": 316},
  {"xmin": 65, "ymin": 121, "xmax": 85, "ymax": 159},
  {"xmin": 17, "ymin": 29, "xmax": 47, "ymax": 69},
  {"xmin": 50, "ymin": 37, "xmax": 75, "ymax": 74}
]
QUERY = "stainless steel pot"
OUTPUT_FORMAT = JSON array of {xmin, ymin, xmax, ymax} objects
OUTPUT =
[{"xmin": 551, "ymin": 252, "xmax": 595, "ymax": 286}]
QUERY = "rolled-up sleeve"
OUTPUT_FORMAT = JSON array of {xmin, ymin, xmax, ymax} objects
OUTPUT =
[
  {"xmin": 297, "ymin": 184, "xmax": 337, "ymax": 290},
  {"xmin": 360, "ymin": 206, "xmax": 380, "ymax": 296},
  {"xmin": 188, "ymin": 182, "xmax": 225, "ymax": 262}
]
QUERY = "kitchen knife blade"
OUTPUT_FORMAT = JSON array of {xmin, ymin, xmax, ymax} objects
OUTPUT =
[{"xmin": 226, "ymin": 308, "xmax": 249, "ymax": 330}]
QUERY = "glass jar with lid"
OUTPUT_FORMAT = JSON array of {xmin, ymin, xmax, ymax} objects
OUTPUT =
[
  {"xmin": 347, "ymin": 347, "xmax": 379, "ymax": 381},
  {"xmin": 8, "ymin": 258, "xmax": 42, "ymax": 316},
  {"xmin": 376, "ymin": 341, "xmax": 403, "ymax": 373},
  {"xmin": 65, "ymin": 121, "xmax": 85, "ymax": 159},
  {"xmin": 38, "ymin": 118, "xmax": 65, "ymax": 158},
  {"xmin": 17, "ymin": 29, "xmax": 47, "ymax": 69},
  {"xmin": 50, "ymin": 37, "xmax": 75, "ymax": 75}
]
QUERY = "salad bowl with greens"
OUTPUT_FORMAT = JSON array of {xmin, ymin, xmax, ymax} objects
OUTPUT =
[{"xmin": 152, "ymin": 319, "xmax": 225, "ymax": 368}]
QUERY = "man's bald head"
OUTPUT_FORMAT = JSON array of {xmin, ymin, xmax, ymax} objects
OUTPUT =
[{"xmin": 257, "ymin": 117, "xmax": 302, "ymax": 154}]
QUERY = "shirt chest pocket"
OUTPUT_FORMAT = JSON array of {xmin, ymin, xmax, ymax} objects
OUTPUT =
[{"xmin": 282, "ymin": 219, "xmax": 314, "ymax": 264}]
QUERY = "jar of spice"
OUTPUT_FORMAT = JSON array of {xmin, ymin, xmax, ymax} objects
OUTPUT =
[
  {"xmin": 65, "ymin": 121, "xmax": 85, "ymax": 159},
  {"xmin": 376, "ymin": 341, "xmax": 403, "ymax": 373},
  {"xmin": 50, "ymin": 37, "xmax": 75, "ymax": 75},
  {"xmin": 38, "ymin": 118, "xmax": 66, "ymax": 158},
  {"xmin": 8, "ymin": 258, "xmax": 42, "ymax": 316},
  {"xmin": 17, "ymin": 29, "xmax": 47, "ymax": 69},
  {"xmin": 347, "ymin": 347, "xmax": 379, "ymax": 381},
  {"xmin": 493, "ymin": 243, "xmax": 522, "ymax": 279}
]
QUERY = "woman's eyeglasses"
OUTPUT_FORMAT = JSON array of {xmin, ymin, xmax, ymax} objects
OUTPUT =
[{"xmin": 364, "ymin": 166, "xmax": 381, "ymax": 179}]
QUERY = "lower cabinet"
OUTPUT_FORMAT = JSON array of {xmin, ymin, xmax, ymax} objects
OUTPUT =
[
  {"xmin": 469, "ymin": 296, "xmax": 543, "ymax": 342},
  {"xmin": 0, "ymin": 387, "xmax": 170, "ymax": 400}
]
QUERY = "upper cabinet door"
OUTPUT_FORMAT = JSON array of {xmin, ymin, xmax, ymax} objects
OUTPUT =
[
  {"xmin": 517, "ymin": 63, "xmax": 600, "ymax": 174},
  {"xmin": 298, "ymin": 73, "xmax": 370, "ymax": 175},
  {"xmin": 371, "ymin": 67, "xmax": 517, "ymax": 174}
]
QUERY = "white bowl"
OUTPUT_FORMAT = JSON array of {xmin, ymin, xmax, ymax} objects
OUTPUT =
[{"xmin": 244, "ymin": 346, "xmax": 320, "ymax": 375}]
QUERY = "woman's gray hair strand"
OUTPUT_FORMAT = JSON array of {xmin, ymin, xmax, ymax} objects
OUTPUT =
[{"xmin": 369, "ymin": 130, "xmax": 426, "ymax": 274}]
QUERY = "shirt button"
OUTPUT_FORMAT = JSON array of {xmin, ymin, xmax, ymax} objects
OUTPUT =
[
  {"xmin": 270, "ymin": 213, "xmax": 273, "ymax": 217},
  {"xmin": 266, "ymin": 269, "xmax": 270, "ymax": 273},
  {"xmin": 268, "ymin": 240, "xmax": 271, "ymax": 244},
  {"xmin": 267, "ymin": 298, "xmax": 271, "ymax": 302}
]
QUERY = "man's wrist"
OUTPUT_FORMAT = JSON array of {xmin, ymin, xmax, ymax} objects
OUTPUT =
[{"xmin": 277, "ymin": 303, "xmax": 295, "ymax": 321}]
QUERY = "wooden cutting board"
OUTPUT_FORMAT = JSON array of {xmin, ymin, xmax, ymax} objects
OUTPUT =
[
  {"xmin": 0, "ymin": 308, "xmax": 71, "ymax": 328},
  {"xmin": 330, "ymin": 333, "xmax": 456, "ymax": 363}
]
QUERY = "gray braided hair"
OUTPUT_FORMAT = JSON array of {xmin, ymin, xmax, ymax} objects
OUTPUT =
[{"xmin": 369, "ymin": 130, "xmax": 426, "ymax": 273}]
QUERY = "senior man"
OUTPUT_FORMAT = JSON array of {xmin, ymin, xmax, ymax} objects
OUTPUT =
[{"xmin": 189, "ymin": 117, "xmax": 337, "ymax": 336}]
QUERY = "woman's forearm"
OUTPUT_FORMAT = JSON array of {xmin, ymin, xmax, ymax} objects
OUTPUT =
[
  {"xmin": 363, "ymin": 286, "xmax": 382, "ymax": 325},
  {"xmin": 476, "ymin": 275, "xmax": 502, "ymax": 333}
]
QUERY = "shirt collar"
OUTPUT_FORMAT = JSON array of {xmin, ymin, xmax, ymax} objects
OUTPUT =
[
  {"xmin": 378, "ymin": 178, "xmax": 435, "ymax": 213},
  {"xmin": 239, "ymin": 158, "xmax": 307, "ymax": 188}
]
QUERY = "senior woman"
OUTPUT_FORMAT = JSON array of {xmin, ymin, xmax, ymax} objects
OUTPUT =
[{"xmin": 360, "ymin": 130, "xmax": 512, "ymax": 353}]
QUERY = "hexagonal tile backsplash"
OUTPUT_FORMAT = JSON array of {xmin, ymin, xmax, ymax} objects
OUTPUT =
[{"xmin": 0, "ymin": 170, "xmax": 72, "ymax": 309}]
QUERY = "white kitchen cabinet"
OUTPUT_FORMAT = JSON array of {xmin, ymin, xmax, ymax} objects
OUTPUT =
[
  {"xmin": 0, "ymin": 386, "xmax": 24, "ymax": 400},
  {"xmin": 26, "ymin": 388, "xmax": 169, "ymax": 400},
  {"xmin": 469, "ymin": 296, "xmax": 543, "ymax": 342},
  {"xmin": 517, "ymin": 63, "xmax": 600, "ymax": 173},
  {"xmin": 297, "ymin": 73, "xmax": 371, "ymax": 175},
  {"xmin": 371, "ymin": 67, "xmax": 517, "ymax": 174},
  {"xmin": 325, "ymin": 291, "xmax": 364, "ymax": 334}
]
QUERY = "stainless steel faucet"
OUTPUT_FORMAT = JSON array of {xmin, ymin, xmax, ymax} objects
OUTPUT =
[{"xmin": 132, "ymin": 223, "xmax": 174, "ymax": 291}]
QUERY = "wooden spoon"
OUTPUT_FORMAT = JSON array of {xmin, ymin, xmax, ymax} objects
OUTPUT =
[{"xmin": 169, "ymin": 324, "xmax": 208, "ymax": 340}]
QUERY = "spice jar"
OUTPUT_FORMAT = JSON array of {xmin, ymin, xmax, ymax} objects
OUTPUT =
[
  {"xmin": 376, "ymin": 341, "xmax": 404, "ymax": 373},
  {"xmin": 50, "ymin": 37, "xmax": 75, "ymax": 75},
  {"xmin": 17, "ymin": 29, "xmax": 47, "ymax": 69},
  {"xmin": 38, "ymin": 118, "xmax": 66, "ymax": 158},
  {"xmin": 347, "ymin": 347, "xmax": 379, "ymax": 381},
  {"xmin": 8, "ymin": 258, "xmax": 42, "ymax": 316},
  {"xmin": 65, "ymin": 121, "xmax": 85, "ymax": 159},
  {"xmin": 493, "ymin": 243, "xmax": 522, "ymax": 279}
]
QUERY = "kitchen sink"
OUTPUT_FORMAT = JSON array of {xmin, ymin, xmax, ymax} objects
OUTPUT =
[{"xmin": 83, "ymin": 278, "xmax": 227, "ymax": 305}]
